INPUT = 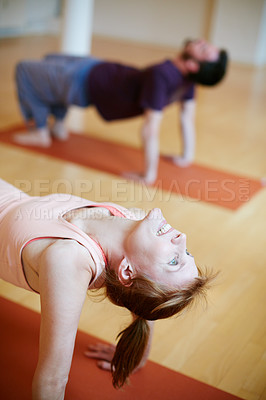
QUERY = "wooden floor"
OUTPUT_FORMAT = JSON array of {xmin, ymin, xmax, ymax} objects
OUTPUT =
[{"xmin": 0, "ymin": 35, "xmax": 265, "ymax": 400}]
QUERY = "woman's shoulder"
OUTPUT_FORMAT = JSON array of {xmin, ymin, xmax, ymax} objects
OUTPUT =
[
  {"xmin": 23, "ymin": 238, "xmax": 94, "ymax": 293},
  {"xmin": 44, "ymin": 239, "xmax": 95, "ymax": 270},
  {"xmin": 36, "ymin": 239, "xmax": 95, "ymax": 288}
]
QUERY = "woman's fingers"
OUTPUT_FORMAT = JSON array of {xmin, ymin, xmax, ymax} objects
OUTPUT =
[
  {"xmin": 84, "ymin": 343, "xmax": 116, "ymax": 362},
  {"xmin": 97, "ymin": 360, "xmax": 112, "ymax": 371}
]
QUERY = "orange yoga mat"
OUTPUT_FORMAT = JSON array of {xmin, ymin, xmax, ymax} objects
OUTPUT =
[
  {"xmin": 0, "ymin": 125, "xmax": 262, "ymax": 210},
  {"xmin": 0, "ymin": 296, "xmax": 244, "ymax": 400}
]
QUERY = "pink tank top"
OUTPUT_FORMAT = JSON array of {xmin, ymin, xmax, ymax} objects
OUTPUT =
[{"xmin": 0, "ymin": 183, "xmax": 136, "ymax": 292}]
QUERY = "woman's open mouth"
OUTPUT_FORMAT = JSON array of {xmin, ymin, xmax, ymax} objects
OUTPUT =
[{"xmin": 156, "ymin": 222, "xmax": 173, "ymax": 236}]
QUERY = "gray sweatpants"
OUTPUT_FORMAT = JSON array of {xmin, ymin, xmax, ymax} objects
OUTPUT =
[{"xmin": 15, "ymin": 54, "xmax": 101, "ymax": 128}]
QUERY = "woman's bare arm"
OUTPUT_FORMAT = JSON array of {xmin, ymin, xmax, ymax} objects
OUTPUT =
[{"xmin": 32, "ymin": 240, "xmax": 93, "ymax": 400}]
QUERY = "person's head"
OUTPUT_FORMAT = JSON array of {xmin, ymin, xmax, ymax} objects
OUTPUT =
[
  {"xmin": 103, "ymin": 208, "xmax": 216, "ymax": 388},
  {"xmin": 120, "ymin": 207, "xmax": 198, "ymax": 289},
  {"xmin": 181, "ymin": 38, "xmax": 228, "ymax": 86}
]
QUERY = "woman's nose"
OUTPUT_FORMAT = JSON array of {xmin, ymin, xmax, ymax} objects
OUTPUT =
[{"xmin": 172, "ymin": 233, "xmax": 187, "ymax": 249}]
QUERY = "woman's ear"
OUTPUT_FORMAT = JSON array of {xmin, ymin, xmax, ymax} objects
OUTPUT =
[{"xmin": 118, "ymin": 257, "xmax": 134, "ymax": 287}]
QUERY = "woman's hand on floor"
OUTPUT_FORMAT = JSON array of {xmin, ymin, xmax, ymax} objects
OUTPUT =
[
  {"xmin": 84, "ymin": 343, "xmax": 116, "ymax": 371},
  {"xmin": 163, "ymin": 154, "xmax": 192, "ymax": 167}
]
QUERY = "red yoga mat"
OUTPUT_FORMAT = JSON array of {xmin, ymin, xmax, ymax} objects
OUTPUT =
[
  {"xmin": 0, "ymin": 125, "xmax": 262, "ymax": 210},
  {"xmin": 0, "ymin": 296, "xmax": 243, "ymax": 400}
]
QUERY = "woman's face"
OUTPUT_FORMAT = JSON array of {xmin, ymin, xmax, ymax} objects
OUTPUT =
[{"xmin": 124, "ymin": 208, "xmax": 198, "ymax": 289}]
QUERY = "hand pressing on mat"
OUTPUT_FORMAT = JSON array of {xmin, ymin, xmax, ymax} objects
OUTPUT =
[
  {"xmin": 84, "ymin": 319, "xmax": 155, "ymax": 375},
  {"xmin": 84, "ymin": 343, "xmax": 115, "ymax": 371},
  {"xmin": 122, "ymin": 171, "xmax": 156, "ymax": 185},
  {"xmin": 84, "ymin": 341, "xmax": 149, "ymax": 373},
  {"xmin": 163, "ymin": 154, "xmax": 193, "ymax": 168}
]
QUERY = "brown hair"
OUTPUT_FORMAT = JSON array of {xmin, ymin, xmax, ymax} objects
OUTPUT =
[{"xmin": 104, "ymin": 267, "xmax": 216, "ymax": 389}]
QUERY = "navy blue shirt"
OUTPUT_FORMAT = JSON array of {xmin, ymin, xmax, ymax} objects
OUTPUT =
[{"xmin": 88, "ymin": 60, "xmax": 195, "ymax": 121}]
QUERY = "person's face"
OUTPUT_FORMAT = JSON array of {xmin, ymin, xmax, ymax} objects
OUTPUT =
[
  {"xmin": 183, "ymin": 39, "xmax": 219, "ymax": 62},
  {"xmin": 124, "ymin": 208, "xmax": 198, "ymax": 289}
]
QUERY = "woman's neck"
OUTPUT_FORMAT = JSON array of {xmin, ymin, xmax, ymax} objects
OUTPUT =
[
  {"xmin": 89, "ymin": 217, "xmax": 137, "ymax": 271},
  {"xmin": 71, "ymin": 209, "xmax": 137, "ymax": 272}
]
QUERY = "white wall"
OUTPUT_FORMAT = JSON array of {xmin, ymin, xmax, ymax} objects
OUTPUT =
[
  {"xmin": 210, "ymin": 0, "xmax": 266, "ymax": 65},
  {"xmin": 92, "ymin": 0, "xmax": 210, "ymax": 48},
  {"xmin": 0, "ymin": 0, "xmax": 26, "ymax": 30},
  {"xmin": 255, "ymin": 0, "xmax": 266, "ymax": 65},
  {"xmin": 0, "ymin": 0, "xmax": 60, "ymax": 36}
]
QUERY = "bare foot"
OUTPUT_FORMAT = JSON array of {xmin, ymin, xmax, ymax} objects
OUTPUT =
[
  {"xmin": 13, "ymin": 128, "xmax": 51, "ymax": 147},
  {"xmin": 51, "ymin": 120, "xmax": 69, "ymax": 141}
]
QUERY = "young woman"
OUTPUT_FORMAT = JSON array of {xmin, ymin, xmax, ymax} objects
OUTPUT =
[{"xmin": 0, "ymin": 179, "xmax": 213, "ymax": 399}]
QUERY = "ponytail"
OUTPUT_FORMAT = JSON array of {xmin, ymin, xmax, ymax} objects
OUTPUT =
[
  {"xmin": 111, "ymin": 317, "xmax": 150, "ymax": 389},
  {"xmin": 103, "ymin": 266, "xmax": 216, "ymax": 388}
]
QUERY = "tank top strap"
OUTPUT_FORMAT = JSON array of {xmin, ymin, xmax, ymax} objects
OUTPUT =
[{"xmin": 92, "ymin": 202, "xmax": 138, "ymax": 220}]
